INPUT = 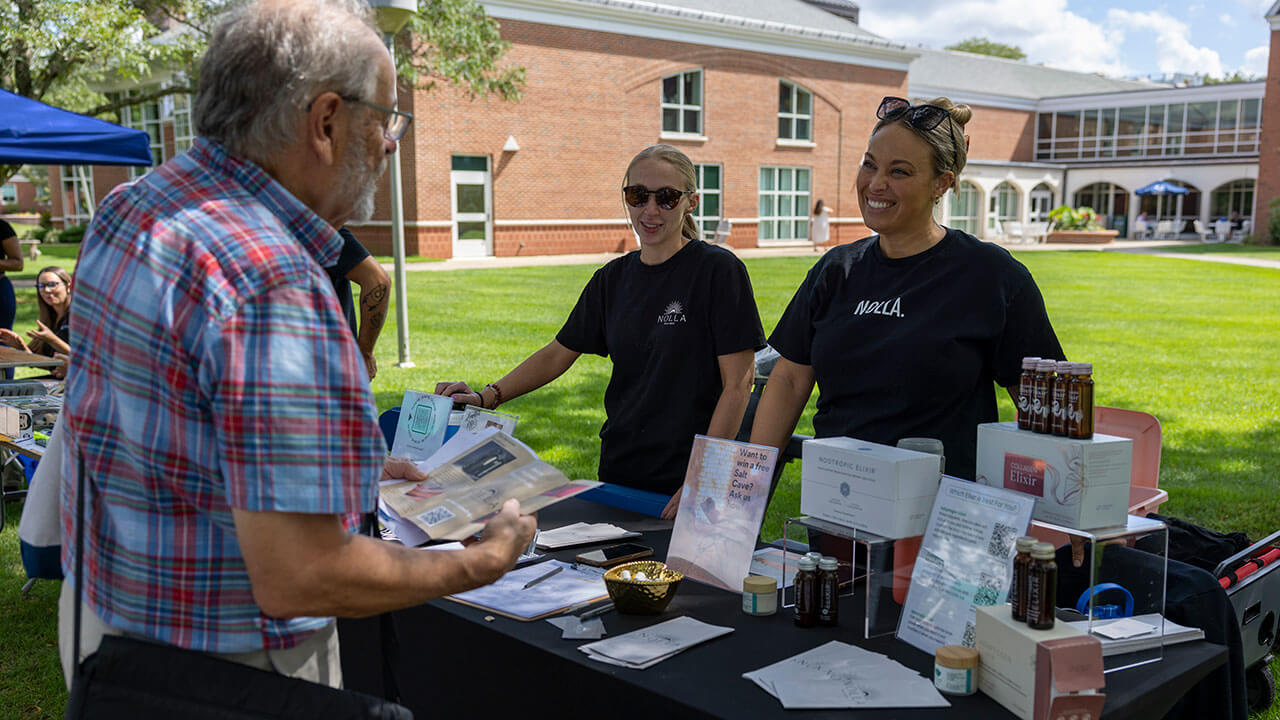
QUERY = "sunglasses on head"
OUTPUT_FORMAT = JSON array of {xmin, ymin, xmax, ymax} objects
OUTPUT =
[
  {"xmin": 622, "ymin": 185, "xmax": 694, "ymax": 210},
  {"xmin": 876, "ymin": 96, "xmax": 951, "ymax": 131}
]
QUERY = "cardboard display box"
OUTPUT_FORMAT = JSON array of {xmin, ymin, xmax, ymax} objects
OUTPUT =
[
  {"xmin": 976, "ymin": 604, "xmax": 1105, "ymax": 720},
  {"xmin": 975, "ymin": 422, "xmax": 1131, "ymax": 530},
  {"xmin": 800, "ymin": 437, "xmax": 942, "ymax": 539},
  {"xmin": 0, "ymin": 395, "xmax": 61, "ymax": 440}
]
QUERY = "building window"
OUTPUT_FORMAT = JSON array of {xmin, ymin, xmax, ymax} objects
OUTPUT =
[
  {"xmin": 948, "ymin": 181, "xmax": 980, "ymax": 235},
  {"xmin": 172, "ymin": 92, "xmax": 194, "ymax": 154},
  {"xmin": 661, "ymin": 70, "xmax": 702, "ymax": 136},
  {"xmin": 1209, "ymin": 179, "xmax": 1254, "ymax": 220},
  {"xmin": 1029, "ymin": 183, "xmax": 1054, "ymax": 222},
  {"xmin": 116, "ymin": 89, "xmax": 164, "ymax": 178},
  {"xmin": 0, "ymin": 184, "xmax": 16, "ymax": 205},
  {"xmin": 758, "ymin": 166, "xmax": 810, "ymax": 241},
  {"xmin": 60, "ymin": 166, "xmax": 95, "ymax": 225},
  {"xmin": 693, "ymin": 163, "xmax": 722, "ymax": 241},
  {"xmin": 778, "ymin": 81, "xmax": 812, "ymax": 142},
  {"xmin": 987, "ymin": 181, "xmax": 1019, "ymax": 235}
]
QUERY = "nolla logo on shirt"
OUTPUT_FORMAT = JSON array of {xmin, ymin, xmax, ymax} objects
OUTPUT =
[
  {"xmin": 853, "ymin": 297, "xmax": 904, "ymax": 318},
  {"xmin": 658, "ymin": 300, "xmax": 687, "ymax": 325}
]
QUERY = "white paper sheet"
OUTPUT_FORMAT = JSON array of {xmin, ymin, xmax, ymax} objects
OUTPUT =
[
  {"xmin": 535, "ymin": 522, "xmax": 640, "ymax": 549},
  {"xmin": 578, "ymin": 616, "xmax": 733, "ymax": 669},
  {"xmin": 447, "ymin": 560, "xmax": 607, "ymax": 619},
  {"xmin": 743, "ymin": 641, "xmax": 950, "ymax": 709}
]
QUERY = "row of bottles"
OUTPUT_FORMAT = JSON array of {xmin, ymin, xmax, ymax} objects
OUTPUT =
[
  {"xmin": 1009, "ymin": 536, "xmax": 1058, "ymax": 630},
  {"xmin": 794, "ymin": 553, "xmax": 840, "ymax": 628},
  {"xmin": 1017, "ymin": 358, "xmax": 1093, "ymax": 439}
]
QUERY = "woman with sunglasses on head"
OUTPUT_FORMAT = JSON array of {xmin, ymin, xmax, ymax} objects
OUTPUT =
[
  {"xmin": 437, "ymin": 144, "xmax": 765, "ymax": 518},
  {"xmin": 750, "ymin": 97, "xmax": 1064, "ymax": 485}
]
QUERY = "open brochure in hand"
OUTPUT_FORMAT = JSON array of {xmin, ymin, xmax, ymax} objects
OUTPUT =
[{"xmin": 380, "ymin": 427, "xmax": 599, "ymax": 542}]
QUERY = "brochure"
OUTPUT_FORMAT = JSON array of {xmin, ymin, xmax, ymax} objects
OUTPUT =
[
  {"xmin": 390, "ymin": 391, "xmax": 453, "ymax": 460},
  {"xmin": 380, "ymin": 427, "xmax": 600, "ymax": 541},
  {"xmin": 665, "ymin": 436, "xmax": 778, "ymax": 591},
  {"xmin": 896, "ymin": 476, "xmax": 1036, "ymax": 655}
]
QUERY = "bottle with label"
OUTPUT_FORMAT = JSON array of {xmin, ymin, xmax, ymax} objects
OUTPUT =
[
  {"xmin": 1031, "ymin": 360, "xmax": 1056, "ymax": 434},
  {"xmin": 1026, "ymin": 542, "xmax": 1058, "ymax": 630},
  {"xmin": 1009, "ymin": 536, "xmax": 1036, "ymax": 622},
  {"xmin": 1050, "ymin": 360, "xmax": 1072, "ymax": 436},
  {"xmin": 794, "ymin": 556, "xmax": 818, "ymax": 627},
  {"xmin": 1017, "ymin": 357, "xmax": 1041, "ymax": 430},
  {"xmin": 817, "ymin": 556, "xmax": 840, "ymax": 627},
  {"xmin": 1067, "ymin": 363, "xmax": 1095, "ymax": 439}
]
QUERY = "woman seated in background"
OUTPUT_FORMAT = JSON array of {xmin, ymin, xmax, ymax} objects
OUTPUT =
[
  {"xmin": 0, "ymin": 265, "xmax": 72, "ymax": 358},
  {"xmin": 750, "ymin": 97, "xmax": 1065, "ymax": 484},
  {"xmin": 436, "ymin": 144, "xmax": 765, "ymax": 518}
]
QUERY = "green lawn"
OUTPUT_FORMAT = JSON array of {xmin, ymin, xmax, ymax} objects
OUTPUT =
[
  {"xmin": 1149, "ymin": 241, "xmax": 1280, "ymax": 262},
  {"xmin": 1, "ymin": 249, "xmax": 1278, "ymax": 718}
]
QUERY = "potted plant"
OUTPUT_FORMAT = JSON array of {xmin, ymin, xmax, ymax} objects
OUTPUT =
[{"xmin": 1046, "ymin": 205, "xmax": 1119, "ymax": 244}]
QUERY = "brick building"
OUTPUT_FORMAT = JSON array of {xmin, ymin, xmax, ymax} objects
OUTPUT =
[{"xmin": 44, "ymin": 0, "xmax": 1274, "ymax": 254}]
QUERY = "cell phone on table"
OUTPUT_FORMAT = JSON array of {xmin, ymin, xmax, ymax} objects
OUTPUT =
[{"xmin": 574, "ymin": 542, "xmax": 654, "ymax": 567}]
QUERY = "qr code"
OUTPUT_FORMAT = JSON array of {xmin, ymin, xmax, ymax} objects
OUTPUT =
[
  {"xmin": 972, "ymin": 572, "xmax": 1001, "ymax": 606},
  {"xmin": 988, "ymin": 522, "xmax": 1017, "ymax": 559},
  {"xmin": 961, "ymin": 622, "xmax": 976, "ymax": 648},
  {"xmin": 417, "ymin": 506, "xmax": 456, "ymax": 527}
]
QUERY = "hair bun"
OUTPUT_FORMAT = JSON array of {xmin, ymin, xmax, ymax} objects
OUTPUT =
[{"xmin": 925, "ymin": 97, "xmax": 972, "ymax": 128}]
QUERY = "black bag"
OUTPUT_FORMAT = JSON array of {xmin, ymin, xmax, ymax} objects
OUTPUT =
[
  {"xmin": 1139, "ymin": 512, "xmax": 1252, "ymax": 574},
  {"xmin": 64, "ymin": 456, "xmax": 413, "ymax": 720}
]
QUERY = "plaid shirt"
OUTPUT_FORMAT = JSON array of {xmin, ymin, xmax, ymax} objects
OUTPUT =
[{"xmin": 62, "ymin": 138, "xmax": 385, "ymax": 653}]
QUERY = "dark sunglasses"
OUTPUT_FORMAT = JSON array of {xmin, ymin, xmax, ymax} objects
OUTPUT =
[
  {"xmin": 876, "ymin": 96, "xmax": 950, "ymax": 131},
  {"xmin": 622, "ymin": 185, "xmax": 694, "ymax": 210}
]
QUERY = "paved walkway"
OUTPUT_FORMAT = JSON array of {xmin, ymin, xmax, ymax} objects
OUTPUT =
[{"xmin": 388, "ymin": 239, "xmax": 1280, "ymax": 272}]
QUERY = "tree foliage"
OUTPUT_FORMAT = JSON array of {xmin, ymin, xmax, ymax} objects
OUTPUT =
[
  {"xmin": 1202, "ymin": 70, "xmax": 1258, "ymax": 85},
  {"xmin": 0, "ymin": 0, "xmax": 524, "ymax": 183},
  {"xmin": 945, "ymin": 37, "xmax": 1026, "ymax": 61}
]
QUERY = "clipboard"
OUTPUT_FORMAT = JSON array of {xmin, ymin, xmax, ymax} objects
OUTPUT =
[{"xmin": 445, "ymin": 560, "xmax": 610, "ymax": 621}]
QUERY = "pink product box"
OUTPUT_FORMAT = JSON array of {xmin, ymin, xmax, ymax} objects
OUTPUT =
[{"xmin": 977, "ymin": 604, "xmax": 1106, "ymax": 720}]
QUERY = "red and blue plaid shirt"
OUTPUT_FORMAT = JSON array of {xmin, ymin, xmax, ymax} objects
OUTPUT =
[{"xmin": 62, "ymin": 138, "xmax": 385, "ymax": 652}]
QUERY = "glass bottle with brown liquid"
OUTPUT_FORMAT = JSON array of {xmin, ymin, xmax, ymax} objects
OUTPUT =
[
  {"xmin": 1009, "ymin": 536, "xmax": 1036, "ymax": 622},
  {"xmin": 1026, "ymin": 542, "xmax": 1058, "ymax": 630},
  {"xmin": 1017, "ymin": 357, "xmax": 1040, "ymax": 430},
  {"xmin": 1031, "ymin": 360, "xmax": 1056, "ymax": 434},
  {"xmin": 1067, "ymin": 363, "xmax": 1094, "ymax": 439},
  {"xmin": 794, "ymin": 556, "xmax": 818, "ymax": 627},
  {"xmin": 1050, "ymin": 360, "xmax": 1072, "ymax": 436}
]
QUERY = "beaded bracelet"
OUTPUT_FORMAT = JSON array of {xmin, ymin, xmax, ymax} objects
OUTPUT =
[{"xmin": 483, "ymin": 382, "xmax": 504, "ymax": 409}]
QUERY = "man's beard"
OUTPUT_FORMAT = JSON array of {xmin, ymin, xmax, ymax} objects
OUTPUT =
[{"xmin": 341, "ymin": 134, "xmax": 386, "ymax": 223}]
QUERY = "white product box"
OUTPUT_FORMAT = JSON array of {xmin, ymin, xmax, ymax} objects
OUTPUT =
[
  {"xmin": 799, "ymin": 437, "xmax": 942, "ymax": 539},
  {"xmin": 0, "ymin": 395, "xmax": 61, "ymax": 441},
  {"xmin": 976, "ymin": 422, "xmax": 1132, "ymax": 530},
  {"xmin": 976, "ymin": 604, "xmax": 1105, "ymax": 720}
]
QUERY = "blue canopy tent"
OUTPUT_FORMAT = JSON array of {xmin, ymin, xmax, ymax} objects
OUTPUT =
[{"xmin": 0, "ymin": 88, "xmax": 152, "ymax": 166}]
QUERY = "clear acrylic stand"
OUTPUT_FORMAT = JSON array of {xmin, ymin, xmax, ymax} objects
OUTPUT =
[
  {"xmin": 781, "ymin": 516, "xmax": 905, "ymax": 638},
  {"xmin": 1032, "ymin": 514, "xmax": 1168, "ymax": 673}
]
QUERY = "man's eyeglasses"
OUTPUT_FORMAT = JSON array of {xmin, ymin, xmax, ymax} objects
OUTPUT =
[
  {"xmin": 876, "ymin": 96, "xmax": 950, "ymax": 132},
  {"xmin": 622, "ymin": 185, "xmax": 694, "ymax": 210},
  {"xmin": 36, "ymin": 281, "xmax": 63, "ymax": 290},
  {"xmin": 341, "ymin": 95, "xmax": 414, "ymax": 142}
]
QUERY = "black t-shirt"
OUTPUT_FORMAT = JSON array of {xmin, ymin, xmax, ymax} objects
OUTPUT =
[
  {"xmin": 769, "ymin": 228, "xmax": 1064, "ymax": 481},
  {"xmin": 325, "ymin": 227, "xmax": 371, "ymax": 336},
  {"xmin": 557, "ymin": 240, "xmax": 766, "ymax": 494},
  {"xmin": 0, "ymin": 219, "xmax": 14, "ymax": 241}
]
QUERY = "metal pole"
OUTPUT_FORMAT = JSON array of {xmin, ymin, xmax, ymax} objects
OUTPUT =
[{"xmin": 381, "ymin": 28, "xmax": 414, "ymax": 369}]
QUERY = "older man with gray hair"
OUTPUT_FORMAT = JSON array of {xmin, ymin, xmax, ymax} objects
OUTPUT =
[{"xmin": 59, "ymin": 0, "xmax": 535, "ymax": 688}]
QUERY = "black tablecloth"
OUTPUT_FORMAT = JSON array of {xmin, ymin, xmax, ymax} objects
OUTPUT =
[{"xmin": 339, "ymin": 499, "xmax": 1227, "ymax": 719}]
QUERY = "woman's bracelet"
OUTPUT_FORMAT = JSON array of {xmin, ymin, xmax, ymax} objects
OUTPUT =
[{"xmin": 483, "ymin": 382, "xmax": 504, "ymax": 409}]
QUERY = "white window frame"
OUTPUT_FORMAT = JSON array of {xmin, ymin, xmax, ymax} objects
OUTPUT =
[
  {"xmin": 758, "ymin": 166, "xmax": 810, "ymax": 244},
  {"xmin": 60, "ymin": 166, "xmax": 95, "ymax": 225},
  {"xmin": 660, "ymin": 69, "xmax": 704, "ymax": 139},
  {"xmin": 692, "ymin": 163, "xmax": 722, "ymax": 241},
  {"xmin": 0, "ymin": 184, "xmax": 16, "ymax": 205},
  {"xmin": 170, "ymin": 92, "xmax": 194, "ymax": 154},
  {"xmin": 987, "ymin": 181, "xmax": 1019, "ymax": 235},
  {"xmin": 777, "ymin": 80, "xmax": 814, "ymax": 145},
  {"xmin": 949, "ymin": 181, "xmax": 981, "ymax": 235},
  {"xmin": 118, "ymin": 88, "xmax": 164, "ymax": 178}
]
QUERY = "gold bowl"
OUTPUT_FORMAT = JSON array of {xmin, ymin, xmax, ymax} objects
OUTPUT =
[{"xmin": 602, "ymin": 560, "xmax": 684, "ymax": 615}]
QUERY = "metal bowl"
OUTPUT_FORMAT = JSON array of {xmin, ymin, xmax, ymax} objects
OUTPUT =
[{"xmin": 602, "ymin": 560, "xmax": 684, "ymax": 615}]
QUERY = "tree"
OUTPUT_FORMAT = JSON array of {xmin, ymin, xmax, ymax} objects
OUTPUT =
[
  {"xmin": 945, "ymin": 37, "xmax": 1026, "ymax": 61},
  {"xmin": 0, "ymin": 0, "xmax": 523, "ymax": 184},
  {"xmin": 1202, "ymin": 71, "xmax": 1258, "ymax": 85}
]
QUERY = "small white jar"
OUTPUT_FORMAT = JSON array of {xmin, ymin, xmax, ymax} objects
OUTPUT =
[{"xmin": 741, "ymin": 575, "xmax": 778, "ymax": 616}]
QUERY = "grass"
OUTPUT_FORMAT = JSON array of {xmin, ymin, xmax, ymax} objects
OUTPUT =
[
  {"xmin": 1151, "ymin": 242, "xmax": 1280, "ymax": 261},
  {"xmin": 1, "ymin": 248, "xmax": 1278, "ymax": 718}
]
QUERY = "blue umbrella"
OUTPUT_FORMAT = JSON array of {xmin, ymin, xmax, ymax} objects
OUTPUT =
[{"xmin": 1134, "ymin": 180, "xmax": 1188, "ymax": 196}]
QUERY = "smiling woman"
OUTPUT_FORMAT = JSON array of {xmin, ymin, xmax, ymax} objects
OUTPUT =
[{"xmin": 749, "ymin": 96, "xmax": 1066, "ymax": 487}]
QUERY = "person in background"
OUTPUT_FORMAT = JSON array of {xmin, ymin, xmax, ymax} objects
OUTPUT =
[
  {"xmin": 59, "ymin": 0, "xmax": 534, "ymax": 689},
  {"xmin": 0, "ymin": 265, "xmax": 71, "ymax": 358},
  {"xmin": 327, "ymin": 226, "xmax": 389, "ymax": 379},
  {"xmin": 751, "ymin": 96, "xmax": 1064, "ymax": 485},
  {"xmin": 0, "ymin": 219, "xmax": 24, "ymax": 378},
  {"xmin": 810, "ymin": 198, "xmax": 831, "ymax": 252},
  {"xmin": 436, "ymin": 144, "xmax": 766, "ymax": 519}
]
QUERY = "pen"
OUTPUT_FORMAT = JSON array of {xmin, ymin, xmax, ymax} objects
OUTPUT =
[
  {"xmin": 525, "ymin": 529, "xmax": 541, "ymax": 556},
  {"xmin": 522, "ymin": 565, "xmax": 563, "ymax": 589},
  {"xmin": 576, "ymin": 602, "xmax": 615, "ymax": 621}
]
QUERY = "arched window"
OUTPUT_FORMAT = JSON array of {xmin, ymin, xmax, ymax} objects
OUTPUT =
[
  {"xmin": 1029, "ymin": 183, "xmax": 1054, "ymax": 222},
  {"xmin": 1209, "ymin": 179, "xmax": 1254, "ymax": 221},
  {"xmin": 948, "ymin": 181, "xmax": 981, "ymax": 235},
  {"xmin": 987, "ymin": 181, "xmax": 1019, "ymax": 234},
  {"xmin": 1073, "ymin": 182, "xmax": 1129, "ymax": 224}
]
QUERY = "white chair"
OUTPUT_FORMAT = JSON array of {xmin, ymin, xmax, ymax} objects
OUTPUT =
[
  {"xmin": 1214, "ymin": 220, "xmax": 1232, "ymax": 242},
  {"xmin": 1132, "ymin": 218, "xmax": 1150, "ymax": 240},
  {"xmin": 711, "ymin": 219, "xmax": 731, "ymax": 245},
  {"xmin": 1025, "ymin": 222, "xmax": 1049, "ymax": 244},
  {"xmin": 1239, "ymin": 219, "xmax": 1253, "ymax": 242},
  {"xmin": 1154, "ymin": 220, "xmax": 1175, "ymax": 240},
  {"xmin": 1005, "ymin": 221, "xmax": 1025, "ymax": 243},
  {"xmin": 1192, "ymin": 220, "xmax": 1213, "ymax": 243}
]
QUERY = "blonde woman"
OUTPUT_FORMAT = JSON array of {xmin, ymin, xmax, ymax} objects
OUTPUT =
[{"xmin": 437, "ymin": 144, "xmax": 765, "ymax": 517}]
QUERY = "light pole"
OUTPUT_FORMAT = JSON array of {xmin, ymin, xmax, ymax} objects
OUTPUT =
[{"xmin": 369, "ymin": 0, "xmax": 416, "ymax": 368}]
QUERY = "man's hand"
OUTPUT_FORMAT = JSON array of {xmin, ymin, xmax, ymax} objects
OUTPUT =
[
  {"xmin": 472, "ymin": 499, "xmax": 537, "ymax": 576},
  {"xmin": 382, "ymin": 456, "xmax": 427, "ymax": 482}
]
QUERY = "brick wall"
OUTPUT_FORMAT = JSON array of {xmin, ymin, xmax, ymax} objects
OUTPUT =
[
  {"xmin": 1255, "ymin": 22, "xmax": 1280, "ymax": 241},
  {"xmin": 965, "ymin": 104, "xmax": 1036, "ymax": 163},
  {"xmin": 363, "ymin": 18, "xmax": 908, "ymax": 257}
]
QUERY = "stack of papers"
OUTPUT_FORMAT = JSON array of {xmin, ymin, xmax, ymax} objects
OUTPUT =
[
  {"xmin": 744, "ymin": 641, "xmax": 950, "ymax": 710},
  {"xmin": 447, "ymin": 560, "xmax": 608, "ymax": 620},
  {"xmin": 749, "ymin": 547, "xmax": 802, "ymax": 588},
  {"xmin": 1066, "ymin": 613, "xmax": 1205, "ymax": 656},
  {"xmin": 535, "ymin": 522, "xmax": 639, "ymax": 549},
  {"xmin": 579, "ymin": 616, "xmax": 733, "ymax": 669}
]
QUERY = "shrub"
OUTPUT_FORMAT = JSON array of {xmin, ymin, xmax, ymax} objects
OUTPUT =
[
  {"xmin": 30, "ymin": 225, "xmax": 51, "ymax": 242},
  {"xmin": 1048, "ymin": 205, "xmax": 1102, "ymax": 231},
  {"xmin": 57, "ymin": 223, "xmax": 86, "ymax": 244},
  {"xmin": 1266, "ymin": 198, "xmax": 1280, "ymax": 246}
]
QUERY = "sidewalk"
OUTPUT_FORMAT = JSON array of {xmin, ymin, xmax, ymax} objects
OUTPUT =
[{"xmin": 387, "ymin": 238, "xmax": 1280, "ymax": 272}]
